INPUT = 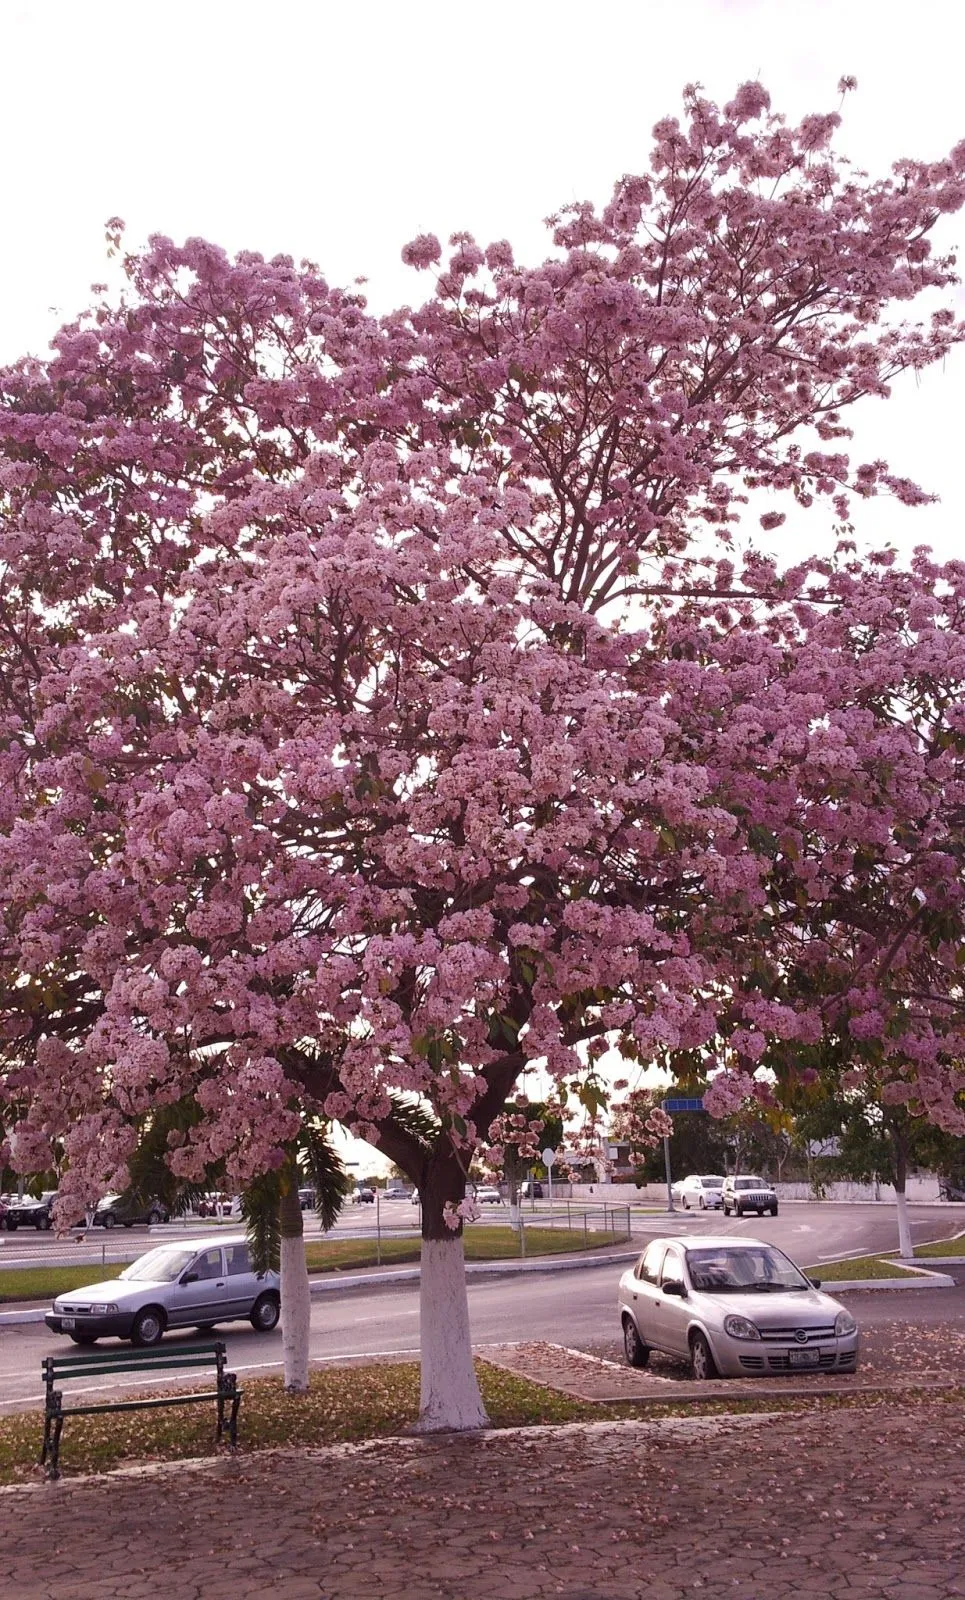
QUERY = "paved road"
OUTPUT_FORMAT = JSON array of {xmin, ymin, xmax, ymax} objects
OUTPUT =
[
  {"xmin": 1, "ymin": 1197, "xmax": 959, "ymax": 1271},
  {"xmin": 2, "ymin": 1242, "xmax": 963, "ymax": 1413}
]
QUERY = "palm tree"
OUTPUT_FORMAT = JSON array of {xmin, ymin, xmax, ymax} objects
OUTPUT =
[{"xmin": 243, "ymin": 1124, "xmax": 350, "ymax": 1391}]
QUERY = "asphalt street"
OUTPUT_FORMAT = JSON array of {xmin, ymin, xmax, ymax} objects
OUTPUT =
[{"xmin": 0, "ymin": 1201, "xmax": 962, "ymax": 1413}]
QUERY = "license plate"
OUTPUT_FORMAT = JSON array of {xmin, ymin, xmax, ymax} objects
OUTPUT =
[
  {"xmin": 788, "ymin": 1347, "xmax": 819, "ymax": 1367},
  {"xmin": 61, "ymin": 1316, "xmax": 75, "ymax": 1330}
]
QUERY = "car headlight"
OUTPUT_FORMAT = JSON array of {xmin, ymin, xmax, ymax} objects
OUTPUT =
[
  {"xmin": 723, "ymin": 1314, "xmax": 761, "ymax": 1341},
  {"xmin": 834, "ymin": 1309, "xmax": 857, "ymax": 1337},
  {"xmin": 88, "ymin": 1303, "xmax": 118, "ymax": 1315}
]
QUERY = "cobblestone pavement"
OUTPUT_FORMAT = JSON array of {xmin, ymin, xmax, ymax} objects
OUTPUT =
[{"xmin": 2, "ymin": 1396, "xmax": 962, "ymax": 1600}]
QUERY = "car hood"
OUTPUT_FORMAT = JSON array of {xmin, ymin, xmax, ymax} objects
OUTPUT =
[
  {"xmin": 698, "ymin": 1287, "xmax": 843, "ymax": 1325},
  {"xmin": 54, "ymin": 1276, "xmax": 168, "ymax": 1308}
]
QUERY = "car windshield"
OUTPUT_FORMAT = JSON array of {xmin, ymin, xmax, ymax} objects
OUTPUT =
[
  {"xmin": 734, "ymin": 1177, "xmax": 766, "ymax": 1190},
  {"xmin": 700, "ymin": 1176, "xmax": 722, "ymax": 1185},
  {"xmin": 686, "ymin": 1246, "xmax": 811, "ymax": 1292},
  {"xmin": 119, "ymin": 1247, "xmax": 198, "ymax": 1283}
]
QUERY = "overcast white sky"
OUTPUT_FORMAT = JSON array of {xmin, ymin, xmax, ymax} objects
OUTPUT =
[{"xmin": 3, "ymin": 0, "xmax": 962, "ymax": 1169}]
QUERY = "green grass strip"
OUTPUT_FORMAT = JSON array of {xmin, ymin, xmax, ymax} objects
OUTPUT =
[
  {"xmin": 913, "ymin": 1232, "xmax": 965, "ymax": 1257},
  {"xmin": 804, "ymin": 1253, "xmax": 921, "ymax": 1280},
  {"xmin": 0, "ymin": 1226, "xmax": 628, "ymax": 1304}
]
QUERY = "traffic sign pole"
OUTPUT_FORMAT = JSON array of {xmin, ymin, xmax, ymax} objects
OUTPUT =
[
  {"xmin": 663, "ymin": 1129, "xmax": 675, "ymax": 1213},
  {"xmin": 543, "ymin": 1147, "xmax": 556, "ymax": 1220},
  {"xmin": 661, "ymin": 1097, "xmax": 704, "ymax": 1212}
]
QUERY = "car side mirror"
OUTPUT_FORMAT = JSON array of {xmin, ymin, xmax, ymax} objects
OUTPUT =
[
  {"xmin": 180, "ymin": 1271, "xmax": 199, "ymax": 1285},
  {"xmin": 808, "ymin": 1277, "xmax": 822, "ymax": 1290},
  {"xmin": 662, "ymin": 1281, "xmax": 686, "ymax": 1298}
]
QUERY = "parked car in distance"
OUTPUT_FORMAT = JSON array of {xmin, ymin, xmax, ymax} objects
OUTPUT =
[
  {"xmin": 2, "ymin": 1190, "xmax": 64, "ymax": 1230},
  {"xmin": 520, "ymin": 1181, "xmax": 544, "ymax": 1199},
  {"xmin": 678, "ymin": 1174, "xmax": 725, "ymax": 1210},
  {"xmin": 382, "ymin": 1187, "xmax": 411, "ymax": 1200},
  {"xmin": 474, "ymin": 1186, "xmax": 503, "ymax": 1205},
  {"xmin": 297, "ymin": 1187, "xmax": 315, "ymax": 1210},
  {"xmin": 721, "ymin": 1175, "xmax": 778, "ymax": 1217},
  {"xmin": 0, "ymin": 1192, "xmax": 49, "ymax": 1230},
  {"xmin": 410, "ymin": 1190, "xmax": 421, "ymax": 1205},
  {"xmin": 352, "ymin": 1186, "xmax": 375, "ymax": 1204},
  {"xmin": 45, "ymin": 1234, "xmax": 281, "ymax": 1347},
  {"xmin": 618, "ymin": 1235, "xmax": 859, "ymax": 1380},
  {"xmin": 92, "ymin": 1194, "xmax": 171, "ymax": 1229}
]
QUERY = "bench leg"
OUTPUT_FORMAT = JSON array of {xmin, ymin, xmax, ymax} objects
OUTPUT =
[
  {"xmin": 47, "ymin": 1415, "xmax": 65, "ymax": 1480},
  {"xmin": 229, "ymin": 1390, "xmax": 241, "ymax": 1449}
]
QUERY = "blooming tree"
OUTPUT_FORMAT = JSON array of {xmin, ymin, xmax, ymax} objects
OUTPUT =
[{"xmin": 2, "ymin": 83, "xmax": 965, "ymax": 1429}]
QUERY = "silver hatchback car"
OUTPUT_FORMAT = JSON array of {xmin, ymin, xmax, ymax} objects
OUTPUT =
[
  {"xmin": 45, "ymin": 1235, "xmax": 281, "ymax": 1347},
  {"xmin": 618, "ymin": 1236, "xmax": 859, "ymax": 1380}
]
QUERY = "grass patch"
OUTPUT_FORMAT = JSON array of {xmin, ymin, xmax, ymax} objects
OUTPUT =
[
  {"xmin": 914, "ymin": 1233, "xmax": 965, "ymax": 1258},
  {"xmin": 0, "ymin": 1264, "xmax": 125, "ymax": 1303},
  {"xmin": 0, "ymin": 1226, "xmax": 628, "ymax": 1305},
  {"xmin": 804, "ymin": 1253, "xmax": 918, "ymax": 1280},
  {"xmin": 4, "ymin": 1357, "xmax": 963, "ymax": 1486},
  {"xmin": 0, "ymin": 1361, "xmax": 598, "ymax": 1485}
]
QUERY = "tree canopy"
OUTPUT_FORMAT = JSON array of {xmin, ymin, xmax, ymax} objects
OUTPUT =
[{"xmin": 1, "ymin": 80, "xmax": 964, "ymax": 1303}]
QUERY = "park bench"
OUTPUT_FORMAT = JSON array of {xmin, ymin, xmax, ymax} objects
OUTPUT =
[{"xmin": 41, "ymin": 1340, "xmax": 241, "ymax": 1479}]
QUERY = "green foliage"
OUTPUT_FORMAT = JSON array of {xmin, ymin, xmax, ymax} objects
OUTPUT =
[
  {"xmin": 301, "ymin": 1126, "xmax": 351, "ymax": 1232},
  {"xmin": 242, "ymin": 1170, "xmax": 282, "ymax": 1275}
]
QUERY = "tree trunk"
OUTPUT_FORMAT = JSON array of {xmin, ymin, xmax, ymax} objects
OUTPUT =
[
  {"xmin": 893, "ymin": 1139, "xmax": 914, "ymax": 1261},
  {"xmin": 412, "ymin": 1149, "xmax": 490, "ymax": 1433},
  {"xmin": 279, "ymin": 1178, "xmax": 310, "ymax": 1393}
]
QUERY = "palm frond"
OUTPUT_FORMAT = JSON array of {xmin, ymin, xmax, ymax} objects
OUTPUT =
[
  {"xmin": 385, "ymin": 1094, "xmax": 441, "ymax": 1151},
  {"xmin": 242, "ymin": 1169, "xmax": 282, "ymax": 1274},
  {"xmin": 301, "ymin": 1126, "xmax": 350, "ymax": 1232}
]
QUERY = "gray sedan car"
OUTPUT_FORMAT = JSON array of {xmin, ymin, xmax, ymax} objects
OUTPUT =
[
  {"xmin": 45, "ymin": 1235, "xmax": 281, "ymax": 1347},
  {"xmin": 618, "ymin": 1236, "xmax": 859, "ymax": 1380}
]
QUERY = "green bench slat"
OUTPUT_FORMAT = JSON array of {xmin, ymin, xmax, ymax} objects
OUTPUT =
[
  {"xmin": 47, "ymin": 1356, "xmax": 223, "ymax": 1380},
  {"xmin": 58, "ymin": 1390, "xmax": 223, "ymax": 1418},
  {"xmin": 47, "ymin": 1342, "xmax": 223, "ymax": 1372}
]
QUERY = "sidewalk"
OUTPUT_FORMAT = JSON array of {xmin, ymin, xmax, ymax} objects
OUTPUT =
[{"xmin": 3, "ymin": 1395, "xmax": 962, "ymax": 1599}]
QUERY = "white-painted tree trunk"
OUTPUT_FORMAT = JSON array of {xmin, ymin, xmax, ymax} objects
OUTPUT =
[
  {"xmin": 414, "ymin": 1236, "xmax": 490, "ymax": 1432},
  {"xmin": 281, "ymin": 1232, "xmax": 311, "ymax": 1392},
  {"xmin": 895, "ymin": 1187, "xmax": 914, "ymax": 1260}
]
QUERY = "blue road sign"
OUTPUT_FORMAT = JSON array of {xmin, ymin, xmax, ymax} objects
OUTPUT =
[{"xmin": 662, "ymin": 1097, "xmax": 705, "ymax": 1113}]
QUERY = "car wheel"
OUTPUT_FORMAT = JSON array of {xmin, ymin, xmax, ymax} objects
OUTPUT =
[
  {"xmin": 735, "ymin": 1203, "xmax": 743, "ymax": 1218},
  {"xmin": 131, "ymin": 1307, "xmax": 165, "ymax": 1347},
  {"xmin": 38, "ymin": 1213, "xmax": 52, "ymax": 1230},
  {"xmin": 721, "ymin": 1203, "xmax": 730, "ymax": 1216},
  {"xmin": 250, "ymin": 1292, "xmax": 281, "ymax": 1332},
  {"xmin": 689, "ymin": 1331, "xmax": 717, "ymax": 1381},
  {"xmin": 770, "ymin": 1205, "xmax": 778, "ymax": 1216},
  {"xmin": 101, "ymin": 1212, "xmax": 116, "ymax": 1229},
  {"xmin": 682, "ymin": 1196, "xmax": 689, "ymax": 1209},
  {"xmin": 6, "ymin": 1219, "xmax": 16, "ymax": 1231},
  {"xmin": 69, "ymin": 1333, "xmax": 98, "ymax": 1346},
  {"xmin": 622, "ymin": 1315, "xmax": 651, "ymax": 1369},
  {"xmin": 148, "ymin": 1208, "xmax": 164, "ymax": 1225},
  {"xmin": 698, "ymin": 1195, "xmax": 706, "ymax": 1209}
]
